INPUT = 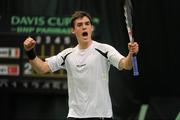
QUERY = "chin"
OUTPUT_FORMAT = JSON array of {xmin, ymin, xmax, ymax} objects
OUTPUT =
[{"xmin": 82, "ymin": 37, "xmax": 89, "ymax": 41}]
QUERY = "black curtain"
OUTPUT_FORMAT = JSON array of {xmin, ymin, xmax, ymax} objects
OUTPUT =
[{"xmin": 133, "ymin": 0, "xmax": 180, "ymax": 98}]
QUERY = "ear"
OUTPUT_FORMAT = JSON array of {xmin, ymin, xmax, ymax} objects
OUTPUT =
[
  {"xmin": 92, "ymin": 25, "xmax": 94, "ymax": 31},
  {"xmin": 71, "ymin": 28, "xmax": 75, "ymax": 34}
]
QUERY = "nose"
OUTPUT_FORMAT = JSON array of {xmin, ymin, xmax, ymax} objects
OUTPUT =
[{"xmin": 82, "ymin": 24, "xmax": 86, "ymax": 29}]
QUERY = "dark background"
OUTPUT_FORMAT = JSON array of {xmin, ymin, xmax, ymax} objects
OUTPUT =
[{"xmin": 0, "ymin": 0, "xmax": 180, "ymax": 120}]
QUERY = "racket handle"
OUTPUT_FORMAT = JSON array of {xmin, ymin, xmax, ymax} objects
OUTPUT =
[{"xmin": 131, "ymin": 55, "xmax": 139, "ymax": 76}]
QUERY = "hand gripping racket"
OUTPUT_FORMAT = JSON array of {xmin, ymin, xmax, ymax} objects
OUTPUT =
[{"xmin": 124, "ymin": 0, "xmax": 139, "ymax": 76}]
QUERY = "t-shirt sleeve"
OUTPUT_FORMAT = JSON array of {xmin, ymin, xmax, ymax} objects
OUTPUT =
[
  {"xmin": 45, "ymin": 48, "xmax": 72, "ymax": 72},
  {"xmin": 106, "ymin": 44, "xmax": 125, "ymax": 70}
]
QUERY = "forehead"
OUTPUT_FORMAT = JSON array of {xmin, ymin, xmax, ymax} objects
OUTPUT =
[{"xmin": 74, "ymin": 16, "xmax": 90, "ymax": 24}]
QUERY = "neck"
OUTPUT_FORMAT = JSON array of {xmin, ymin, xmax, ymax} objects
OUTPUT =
[{"xmin": 78, "ymin": 40, "xmax": 92, "ymax": 49}]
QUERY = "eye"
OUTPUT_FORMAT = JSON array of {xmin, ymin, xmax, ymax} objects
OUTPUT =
[
  {"xmin": 85, "ymin": 21, "xmax": 90, "ymax": 26},
  {"xmin": 77, "ymin": 23, "xmax": 82, "ymax": 27}
]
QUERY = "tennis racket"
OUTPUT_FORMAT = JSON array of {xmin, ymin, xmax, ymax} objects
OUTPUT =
[{"xmin": 124, "ymin": 0, "xmax": 139, "ymax": 76}]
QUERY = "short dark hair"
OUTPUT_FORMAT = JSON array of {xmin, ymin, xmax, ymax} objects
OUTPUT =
[{"xmin": 70, "ymin": 11, "xmax": 92, "ymax": 28}]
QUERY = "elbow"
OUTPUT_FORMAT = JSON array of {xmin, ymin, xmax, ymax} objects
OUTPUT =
[
  {"xmin": 33, "ymin": 62, "xmax": 50, "ymax": 74},
  {"xmin": 124, "ymin": 61, "xmax": 133, "ymax": 70},
  {"xmin": 39, "ymin": 65, "xmax": 50, "ymax": 74},
  {"xmin": 34, "ymin": 68, "xmax": 48, "ymax": 74},
  {"xmin": 124, "ymin": 65, "xmax": 132, "ymax": 70},
  {"xmin": 37, "ymin": 69, "xmax": 48, "ymax": 74},
  {"xmin": 119, "ymin": 58, "xmax": 133, "ymax": 70},
  {"xmin": 29, "ymin": 58, "xmax": 50, "ymax": 74}
]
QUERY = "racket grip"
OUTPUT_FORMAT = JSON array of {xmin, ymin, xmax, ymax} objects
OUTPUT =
[{"xmin": 131, "ymin": 55, "xmax": 139, "ymax": 76}]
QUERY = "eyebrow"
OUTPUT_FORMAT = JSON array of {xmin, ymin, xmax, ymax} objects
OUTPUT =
[
  {"xmin": 76, "ymin": 20, "xmax": 91, "ymax": 25},
  {"xmin": 85, "ymin": 21, "xmax": 90, "ymax": 24}
]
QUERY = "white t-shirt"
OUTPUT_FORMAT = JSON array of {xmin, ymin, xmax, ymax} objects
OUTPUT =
[{"xmin": 46, "ymin": 41, "xmax": 125, "ymax": 118}]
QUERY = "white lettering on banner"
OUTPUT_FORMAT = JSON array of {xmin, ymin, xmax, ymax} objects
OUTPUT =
[
  {"xmin": 0, "ymin": 47, "xmax": 20, "ymax": 58},
  {"xmin": 0, "ymin": 64, "xmax": 19, "ymax": 76},
  {"xmin": 0, "ymin": 79, "xmax": 66, "ymax": 90},
  {"xmin": 0, "ymin": 65, "xmax": 8, "ymax": 75},
  {"xmin": 0, "ymin": 48, "xmax": 9, "ymax": 57},
  {"xmin": 0, "ymin": 79, "xmax": 8, "ymax": 87}
]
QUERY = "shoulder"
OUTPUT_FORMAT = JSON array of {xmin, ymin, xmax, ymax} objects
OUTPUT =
[
  {"xmin": 62, "ymin": 47, "xmax": 74, "ymax": 53},
  {"xmin": 58, "ymin": 47, "xmax": 75, "ymax": 57},
  {"xmin": 93, "ymin": 41, "xmax": 115, "ymax": 51}
]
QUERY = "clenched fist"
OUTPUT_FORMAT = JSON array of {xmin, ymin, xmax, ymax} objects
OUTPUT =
[
  {"xmin": 128, "ymin": 42, "xmax": 139, "ymax": 55},
  {"xmin": 23, "ymin": 37, "xmax": 36, "ymax": 51}
]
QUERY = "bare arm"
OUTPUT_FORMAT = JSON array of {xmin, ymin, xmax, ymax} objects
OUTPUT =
[
  {"xmin": 23, "ymin": 37, "xmax": 51, "ymax": 74},
  {"xmin": 119, "ymin": 42, "xmax": 139, "ymax": 70},
  {"xmin": 29, "ymin": 57, "xmax": 50, "ymax": 74}
]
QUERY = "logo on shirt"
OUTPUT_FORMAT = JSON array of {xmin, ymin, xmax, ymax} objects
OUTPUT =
[{"xmin": 76, "ymin": 64, "xmax": 86, "ymax": 68}]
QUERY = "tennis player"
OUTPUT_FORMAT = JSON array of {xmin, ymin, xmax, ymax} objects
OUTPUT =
[{"xmin": 23, "ymin": 11, "xmax": 139, "ymax": 120}]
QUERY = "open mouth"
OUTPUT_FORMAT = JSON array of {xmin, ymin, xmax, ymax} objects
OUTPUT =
[{"xmin": 82, "ymin": 32, "xmax": 88, "ymax": 37}]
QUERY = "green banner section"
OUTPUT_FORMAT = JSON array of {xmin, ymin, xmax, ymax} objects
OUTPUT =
[{"xmin": 0, "ymin": 15, "xmax": 100, "ymax": 35}]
